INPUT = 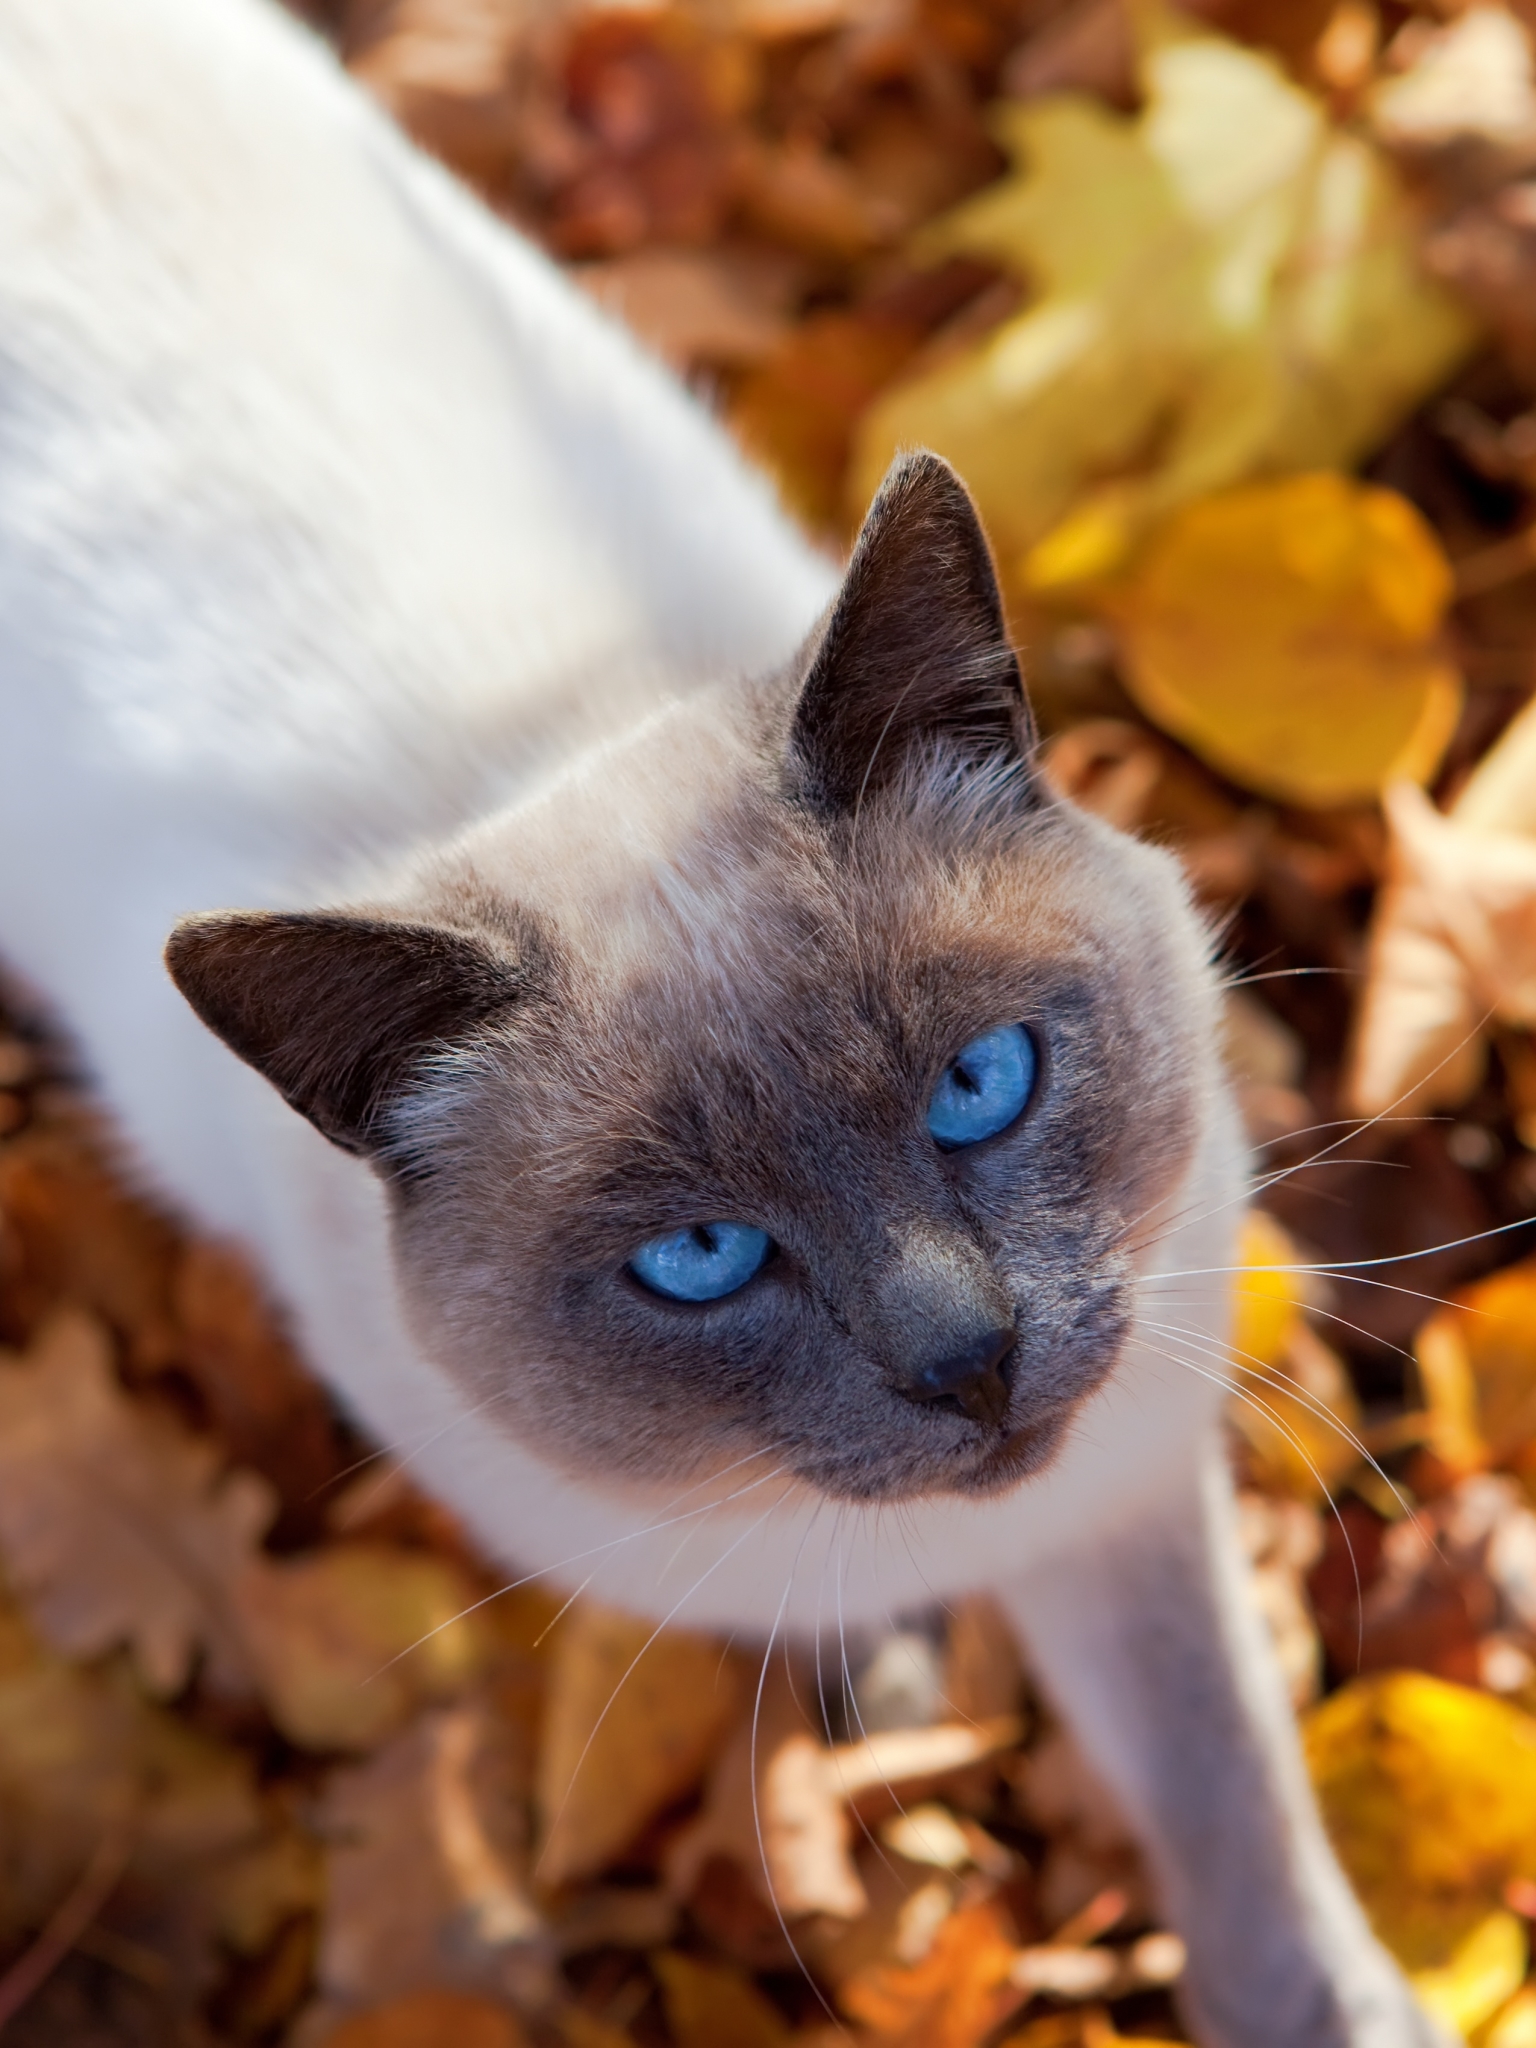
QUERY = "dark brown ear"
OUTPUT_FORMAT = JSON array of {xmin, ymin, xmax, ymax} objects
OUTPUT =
[
  {"xmin": 790, "ymin": 451, "xmax": 1034, "ymax": 812},
  {"xmin": 165, "ymin": 910, "xmax": 531, "ymax": 1159}
]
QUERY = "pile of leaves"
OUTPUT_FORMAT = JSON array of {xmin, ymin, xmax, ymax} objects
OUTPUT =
[{"xmin": 13, "ymin": 0, "xmax": 1536, "ymax": 2041}]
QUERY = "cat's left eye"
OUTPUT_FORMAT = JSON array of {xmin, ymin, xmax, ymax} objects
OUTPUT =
[
  {"xmin": 927, "ymin": 1022, "xmax": 1036, "ymax": 1150},
  {"xmin": 629, "ymin": 1221, "xmax": 772, "ymax": 1302}
]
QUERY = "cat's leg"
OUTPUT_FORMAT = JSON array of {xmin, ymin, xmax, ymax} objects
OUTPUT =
[{"xmin": 996, "ymin": 1436, "xmax": 1449, "ymax": 2048}]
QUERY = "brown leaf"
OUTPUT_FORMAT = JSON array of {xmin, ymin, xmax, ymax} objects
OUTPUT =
[
  {"xmin": 535, "ymin": 1603, "xmax": 742, "ymax": 1887},
  {"xmin": 170, "ymin": 1239, "xmax": 344, "ymax": 1530},
  {"xmin": 0, "ymin": 1123, "xmax": 180, "ymax": 1368},
  {"xmin": 653, "ymin": 1949, "xmax": 792, "ymax": 2048},
  {"xmin": 0, "ymin": 1312, "xmax": 272, "ymax": 1695},
  {"xmin": 322, "ymin": 1989, "xmax": 530, "ymax": 2048},
  {"xmin": 0, "ymin": 1588, "xmax": 312, "ymax": 2007},
  {"xmin": 232, "ymin": 1542, "xmax": 492, "ymax": 1752},
  {"xmin": 317, "ymin": 1704, "xmax": 549, "ymax": 2009},
  {"xmin": 574, "ymin": 248, "xmax": 792, "ymax": 368}
]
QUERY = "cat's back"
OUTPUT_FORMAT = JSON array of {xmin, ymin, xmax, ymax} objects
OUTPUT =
[{"xmin": 0, "ymin": 0, "xmax": 831, "ymax": 878}]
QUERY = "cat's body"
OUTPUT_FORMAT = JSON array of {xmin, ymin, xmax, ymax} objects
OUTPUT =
[{"xmin": 0, "ymin": 0, "xmax": 1443, "ymax": 2041}]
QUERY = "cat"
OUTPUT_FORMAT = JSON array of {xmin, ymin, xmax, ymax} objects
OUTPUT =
[{"xmin": 0, "ymin": 0, "xmax": 1446, "ymax": 2040}]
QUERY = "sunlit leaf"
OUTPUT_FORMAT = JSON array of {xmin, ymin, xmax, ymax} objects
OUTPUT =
[
  {"xmin": 1107, "ymin": 474, "xmax": 1460, "ymax": 807},
  {"xmin": 853, "ymin": 14, "xmax": 1474, "ymax": 590},
  {"xmin": 1305, "ymin": 1672, "xmax": 1536, "ymax": 1968},
  {"xmin": 1410, "ymin": 1908, "xmax": 1526, "ymax": 2040}
]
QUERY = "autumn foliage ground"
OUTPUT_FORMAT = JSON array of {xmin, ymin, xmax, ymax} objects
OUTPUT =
[{"xmin": 8, "ymin": 0, "xmax": 1536, "ymax": 2043}]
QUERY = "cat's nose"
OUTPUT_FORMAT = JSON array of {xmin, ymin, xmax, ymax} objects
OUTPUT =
[{"xmin": 897, "ymin": 1325, "xmax": 1016, "ymax": 1429}]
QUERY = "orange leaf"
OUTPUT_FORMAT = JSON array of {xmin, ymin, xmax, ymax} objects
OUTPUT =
[
  {"xmin": 840, "ymin": 1897, "xmax": 1023, "ymax": 2047},
  {"xmin": 324, "ymin": 1990, "xmax": 528, "ymax": 2048}
]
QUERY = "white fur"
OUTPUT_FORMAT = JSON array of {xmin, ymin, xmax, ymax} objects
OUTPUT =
[{"xmin": 0, "ymin": 1, "xmax": 1444, "ymax": 2038}]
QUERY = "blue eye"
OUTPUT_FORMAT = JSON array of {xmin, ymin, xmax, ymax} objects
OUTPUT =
[
  {"xmin": 927, "ymin": 1023, "xmax": 1036, "ymax": 1150},
  {"xmin": 629, "ymin": 1221, "xmax": 772, "ymax": 1302}
]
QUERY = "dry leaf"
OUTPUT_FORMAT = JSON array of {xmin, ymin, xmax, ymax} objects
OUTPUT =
[
  {"xmin": 840, "ymin": 1896, "xmax": 1024, "ymax": 2045},
  {"xmin": 0, "ymin": 1587, "xmax": 312, "ymax": 2000},
  {"xmin": 316, "ymin": 1704, "xmax": 548, "ymax": 2009},
  {"xmin": 0, "ymin": 1123, "xmax": 181, "ymax": 1368},
  {"xmin": 574, "ymin": 248, "xmax": 791, "ymax": 367},
  {"xmin": 1348, "ymin": 688, "xmax": 1536, "ymax": 1116},
  {"xmin": 170, "ymin": 1238, "xmax": 344, "ymax": 1527},
  {"xmin": 1487, "ymin": 1986, "xmax": 1536, "ymax": 2048},
  {"xmin": 322, "ymin": 1989, "xmax": 530, "ymax": 2048},
  {"xmin": 233, "ymin": 1543, "xmax": 491, "ymax": 1752},
  {"xmin": 1410, "ymin": 1906, "xmax": 1527, "ymax": 2040},
  {"xmin": 854, "ymin": 14, "xmax": 1473, "ymax": 590},
  {"xmin": 1227, "ymin": 1210, "xmax": 1365, "ymax": 1502},
  {"xmin": 1305, "ymin": 1669, "xmax": 1536, "ymax": 1967},
  {"xmin": 1107, "ymin": 473, "xmax": 1461, "ymax": 808},
  {"xmin": 0, "ymin": 1311, "xmax": 273, "ymax": 1695},
  {"xmin": 536, "ymin": 1603, "xmax": 741, "ymax": 1887},
  {"xmin": 653, "ymin": 1949, "xmax": 792, "ymax": 2048}
]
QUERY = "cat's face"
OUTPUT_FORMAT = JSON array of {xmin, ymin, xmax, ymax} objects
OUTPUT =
[{"xmin": 168, "ymin": 455, "xmax": 1221, "ymax": 1507}]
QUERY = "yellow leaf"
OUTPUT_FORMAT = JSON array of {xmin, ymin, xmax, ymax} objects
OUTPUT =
[
  {"xmin": 1305, "ymin": 1672, "xmax": 1536, "ymax": 1968},
  {"xmin": 1412, "ymin": 1256, "xmax": 1536, "ymax": 1490},
  {"xmin": 1108, "ymin": 474, "xmax": 1460, "ymax": 808},
  {"xmin": 852, "ymin": 17, "xmax": 1474, "ymax": 586},
  {"xmin": 1484, "ymin": 1986, "xmax": 1536, "ymax": 2048},
  {"xmin": 1228, "ymin": 1211, "xmax": 1363, "ymax": 1502},
  {"xmin": 1231, "ymin": 1210, "xmax": 1305, "ymax": 1368},
  {"xmin": 1411, "ymin": 1909, "xmax": 1527, "ymax": 2041},
  {"xmin": 233, "ymin": 1543, "xmax": 489, "ymax": 1752},
  {"xmin": 653, "ymin": 1950, "xmax": 792, "ymax": 2048},
  {"xmin": 536, "ymin": 1604, "xmax": 741, "ymax": 1886}
]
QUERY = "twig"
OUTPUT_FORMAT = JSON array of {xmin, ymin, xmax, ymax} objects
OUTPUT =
[{"xmin": 0, "ymin": 1816, "xmax": 135, "ymax": 2033}]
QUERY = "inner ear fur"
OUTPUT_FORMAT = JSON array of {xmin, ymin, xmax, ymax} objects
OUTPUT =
[
  {"xmin": 791, "ymin": 450, "xmax": 1034, "ymax": 812},
  {"xmin": 165, "ymin": 910, "xmax": 530, "ymax": 1158}
]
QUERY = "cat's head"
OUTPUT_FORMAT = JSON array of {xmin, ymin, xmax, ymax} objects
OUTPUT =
[{"xmin": 167, "ymin": 454, "xmax": 1221, "ymax": 1506}]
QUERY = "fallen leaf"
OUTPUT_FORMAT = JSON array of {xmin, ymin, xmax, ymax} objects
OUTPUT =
[
  {"xmin": 536, "ymin": 1603, "xmax": 742, "ymax": 1887},
  {"xmin": 316, "ymin": 1704, "xmax": 548, "ymax": 2009},
  {"xmin": 0, "ymin": 1312, "xmax": 272, "ymax": 1695},
  {"xmin": 1227, "ymin": 1210, "xmax": 1365, "ymax": 1502},
  {"xmin": 853, "ymin": 14, "xmax": 1474, "ymax": 591},
  {"xmin": 1105, "ymin": 473, "xmax": 1461, "ymax": 807},
  {"xmin": 573, "ymin": 248, "xmax": 792, "ymax": 367},
  {"xmin": 0, "ymin": 1123, "xmax": 181, "ymax": 1368},
  {"xmin": 653, "ymin": 1949, "xmax": 792, "ymax": 2048},
  {"xmin": 0, "ymin": 1587, "xmax": 312, "ymax": 2005},
  {"xmin": 232, "ymin": 1543, "xmax": 491, "ymax": 1752},
  {"xmin": 1486, "ymin": 1986, "xmax": 1536, "ymax": 2048},
  {"xmin": 1369, "ymin": 7, "xmax": 1536, "ymax": 155},
  {"xmin": 170, "ymin": 1238, "xmax": 344, "ymax": 1533},
  {"xmin": 1305, "ymin": 1670, "xmax": 1536, "ymax": 1966},
  {"xmin": 1348, "ymin": 686, "xmax": 1536, "ymax": 1115},
  {"xmin": 1412, "ymin": 1258, "xmax": 1536, "ymax": 1487},
  {"xmin": 840, "ymin": 1896, "xmax": 1023, "ymax": 2046},
  {"xmin": 1410, "ymin": 1906, "xmax": 1527, "ymax": 2040},
  {"xmin": 322, "ymin": 1989, "xmax": 530, "ymax": 2048}
]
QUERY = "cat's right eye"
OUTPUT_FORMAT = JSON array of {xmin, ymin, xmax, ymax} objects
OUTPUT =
[{"xmin": 629, "ymin": 1221, "xmax": 772, "ymax": 1303}]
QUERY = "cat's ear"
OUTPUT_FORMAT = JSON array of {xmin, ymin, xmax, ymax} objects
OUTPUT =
[
  {"xmin": 790, "ymin": 450, "xmax": 1035, "ymax": 811},
  {"xmin": 165, "ymin": 910, "xmax": 530, "ymax": 1158}
]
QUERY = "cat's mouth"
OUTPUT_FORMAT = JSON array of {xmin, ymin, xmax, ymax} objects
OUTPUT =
[{"xmin": 956, "ymin": 1406, "xmax": 1076, "ymax": 1495}]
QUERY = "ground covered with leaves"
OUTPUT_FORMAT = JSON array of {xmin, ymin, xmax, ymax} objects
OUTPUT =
[{"xmin": 9, "ymin": 0, "xmax": 1536, "ymax": 2042}]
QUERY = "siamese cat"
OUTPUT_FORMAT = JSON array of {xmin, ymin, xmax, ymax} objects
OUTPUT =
[{"xmin": 0, "ymin": 0, "xmax": 1444, "ymax": 2040}]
